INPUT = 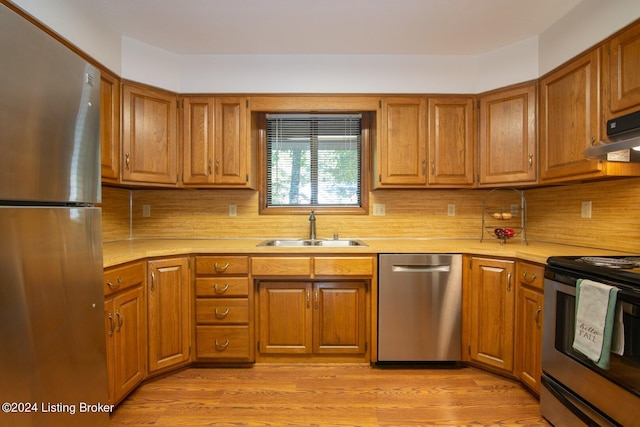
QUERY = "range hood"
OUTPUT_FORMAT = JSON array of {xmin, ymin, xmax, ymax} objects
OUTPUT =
[{"xmin": 585, "ymin": 110, "xmax": 640, "ymax": 162}]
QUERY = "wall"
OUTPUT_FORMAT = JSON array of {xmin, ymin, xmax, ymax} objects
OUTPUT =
[
  {"xmin": 10, "ymin": 0, "xmax": 640, "ymax": 93},
  {"xmin": 101, "ymin": 177, "xmax": 640, "ymax": 253}
]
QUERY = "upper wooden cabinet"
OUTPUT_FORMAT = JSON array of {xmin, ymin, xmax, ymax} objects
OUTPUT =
[
  {"xmin": 121, "ymin": 82, "xmax": 178, "ymax": 185},
  {"xmin": 605, "ymin": 20, "xmax": 640, "ymax": 118},
  {"xmin": 427, "ymin": 96, "xmax": 475, "ymax": 187},
  {"xmin": 375, "ymin": 97, "xmax": 427, "ymax": 187},
  {"xmin": 182, "ymin": 96, "xmax": 214, "ymax": 185},
  {"xmin": 375, "ymin": 96, "xmax": 475, "ymax": 188},
  {"xmin": 100, "ymin": 70, "xmax": 121, "ymax": 183},
  {"xmin": 182, "ymin": 96, "xmax": 253, "ymax": 188},
  {"xmin": 539, "ymin": 49, "xmax": 602, "ymax": 182},
  {"xmin": 478, "ymin": 83, "xmax": 537, "ymax": 187}
]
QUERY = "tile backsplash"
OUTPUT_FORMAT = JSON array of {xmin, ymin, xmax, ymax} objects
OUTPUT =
[{"xmin": 101, "ymin": 177, "xmax": 640, "ymax": 253}]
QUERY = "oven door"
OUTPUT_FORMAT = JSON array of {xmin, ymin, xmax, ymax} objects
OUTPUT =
[{"xmin": 542, "ymin": 277, "xmax": 640, "ymax": 427}]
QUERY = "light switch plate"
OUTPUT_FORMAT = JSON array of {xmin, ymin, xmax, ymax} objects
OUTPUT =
[
  {"xmin": 142, "ymin": 204, "xmax": 151, "ymax": 217},
  {"xmin": 229, "ymin": 204, "xmax": 237, "ymax": 217},
  {"xmin": 447, "ymin": 204, "xmax": 455, "ymax": 216}
]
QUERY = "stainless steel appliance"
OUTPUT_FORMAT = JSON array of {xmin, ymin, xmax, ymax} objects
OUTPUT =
[
  {"xmin": 542, "ymin": 256, "xmax": 640, "ymax": 427},
  {"xmin": 377, "ymin": 254, "xmax": 462, "ymax": 363},
  {"xmin": 0, "ymin": 3, "xmax": 108, "ymax": 426}
]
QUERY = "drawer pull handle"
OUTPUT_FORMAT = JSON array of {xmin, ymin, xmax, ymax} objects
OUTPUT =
[
  {"xmin": 507, "ymin": 272, "xmax": 512, "ymax": 292},
  {"xmin": 215, "ymin": 308, "xmax": 230, "ymax": 319},
  {"xmin": 106, "ymin": 276, "xmax": 122, "ymax": 289},
  {"xmin": 214, "ymin": 283, "xmax": 229, "ymax": 294},
  {"xmin": 535, "ymin": 306, "xmax": 542, "ymax": 328},
  {"xmin": 215, "ymin": 339, "xmax": 230, "ymax": 350},
  {"xmin": 522, "ymin": 271, "xmax": 537, "ymax": 282},
  {"xmin": 214, "ymin": 262, "xmax": 230, "ymax": 272}
]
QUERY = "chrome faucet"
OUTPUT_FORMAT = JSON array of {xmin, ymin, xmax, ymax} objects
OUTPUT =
[{"xmin": 309, "ymin": 210, "xmax": 316, "ymax": 240}]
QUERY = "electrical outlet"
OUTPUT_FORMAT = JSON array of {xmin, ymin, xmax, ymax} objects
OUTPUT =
[
  {"xmin": 510, "ymin": 204, "xmax": 519, "ymax": 216},
  {"xmin": 142, "ymin": 204, "xmax": 151, "ymax": 217},
  {"xmin": 373, "ymin": 203, "xmax": 385, "ymax": 216},
  {"xmin": 229, "ymin": 204, "xmax": 237, "ymax": 217},
  {"xmin": 581, "ymin": 201, "xmax": 592, "ymax": 219},
  {"xmin": 447, "ymin": 204, "xmax": 455, "ymax": 216}
]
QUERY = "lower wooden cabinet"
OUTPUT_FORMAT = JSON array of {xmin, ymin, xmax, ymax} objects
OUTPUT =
[
  {"xmin": 258, "ymin": 281, "xmax": 367, "ymax": 356},
  {"xmin": 515, "ymin": 261, "xmax": 545, "ymax": 395},
  {"xmin": 465, "ymin": 256, "xmax": 516, "ymax": 374},
  {"xmin": 147, "ymin": 257, "xmax": 191, "ymax": 372},
  {"xmin": 194, "ymin": 255, "xmax": 253, "ymax": 362},
  {"xmin": 103, "ymin": 261, "xmax": 147, "ymax": 405}
]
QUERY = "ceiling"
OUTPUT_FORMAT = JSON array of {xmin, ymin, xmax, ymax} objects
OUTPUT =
[{"xmin": 76, "ymin": 0, "xmax": 583, "ymax": 55}]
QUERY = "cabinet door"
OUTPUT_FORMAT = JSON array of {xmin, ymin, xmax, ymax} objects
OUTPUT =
[
  {"xmin": 258, "ymin": 282, "xmax": 313, "ymax": 354},
  {"xmin": 107, "ymin": 286, "xmax": 147, "ymax": 404},
  {"xmin": 313, "ymin": 282, "xmax": 366, "ymax": 354},
  {"xmin": 515, "ymin": 261, "xmax": 545, "ymax": 395},
  {"xmin": 516, "ymin": 285, "xmax": 544, "ymax": 394},
  {"xmin": 607, "ymin": 21, "xmax": 640, "ymax": 115},
  {"xmin": 122, "ymin": 83, "xmax": 178, "ymax": 185},
  {"xmin": 214, "ymin": 97, "xmax": 250, "ymax": 186},
  {"xmin": 376, "ymin": 97, "xmax": 427, "ymax": 186},
  {"xmin": 479, "ymin": 84, "xmax": 537, "ymax": 186},
  {"xmin": 469, "ymin": 257, "xmax": 515, "ymax": 373},
  {"xmin": 100, "ymin": 70, "xmax": 120, "ymax": 183},
  {"xmin": 427, "ymin": 97, "xmax": 475, "ymax": 186},
  {"xmin": 182, "ymin": 96, "xmax": 215, "ymax": 185},
  {"xmin": 539, "ymin": 49, "xmax": 602, "ymax": 182},
  {"xmin": 147, "ymin": 257, "xmax": 191, "ymax": 372}
]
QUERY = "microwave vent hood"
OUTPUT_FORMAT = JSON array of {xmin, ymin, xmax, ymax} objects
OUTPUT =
[{"xmin": 584, "ymin": 110, "xmax": 640, "ymax": 162}]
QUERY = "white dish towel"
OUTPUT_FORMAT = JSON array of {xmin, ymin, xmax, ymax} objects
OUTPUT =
[{"xmin": 572, "ymin": 279, "xmax": 619, "ymax": 369}]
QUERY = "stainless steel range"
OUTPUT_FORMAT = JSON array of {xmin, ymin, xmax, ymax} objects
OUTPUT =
[{"xmin": 542, "ymin": 256, "xmax": 640, "ymax": 427}]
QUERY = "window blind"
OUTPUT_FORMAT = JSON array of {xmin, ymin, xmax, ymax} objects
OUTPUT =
[{"xmin": 266, "ymin": 113, "xmax": 362, "ymax": 207}]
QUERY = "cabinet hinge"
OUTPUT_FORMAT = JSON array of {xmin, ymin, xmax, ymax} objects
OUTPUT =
[
  {"xmin": 246, "ymin": 173, "xmax": 249, "ymax": 182},
  {"xmin": 468, "ymin": 345, "xmax": 471, "ymax": 356},
  {"xmin": 177, "ymin": 99, "xmax": 183, "ymax": 109},
  {"xmin": 469, "ymin": 258, "xmax": 473, "ymax": 269},
  {"xmin": 378, "ymin": 100, "xmax": 382, "ymax": 109},
  {"xmin": 257, "ymin": 341, "xmax": 260, "ymax": 351},
  {"xmin": 189, "ymin": 345, "xmax": 192, "ymax": 356},
  {"xmin": 365, "ymin": 342, "xmax": 368, "ymax": 352},
  {"xmin": 246, "ymin": 99, "xmax": 249, "ymax": 108}
]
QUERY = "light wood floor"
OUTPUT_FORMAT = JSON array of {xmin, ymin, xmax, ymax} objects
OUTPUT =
[{"xmin": 109, "ymin": 364, "xmax": 550, "ymax": 426}]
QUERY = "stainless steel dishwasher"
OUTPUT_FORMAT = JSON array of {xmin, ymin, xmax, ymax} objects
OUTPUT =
[{"xmin": 377, "ymin": 254, "xmax": 462, "ymax": 363}]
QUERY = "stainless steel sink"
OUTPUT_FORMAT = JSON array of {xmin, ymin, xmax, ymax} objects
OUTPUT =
[{"xmin": 257, "ymin": 239, "xmax": 367, "ymax": 247}]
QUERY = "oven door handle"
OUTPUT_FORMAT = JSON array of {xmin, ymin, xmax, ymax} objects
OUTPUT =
[{"xmin": 542, "ymin": 376, "xmax": 617, "ymax": 427}]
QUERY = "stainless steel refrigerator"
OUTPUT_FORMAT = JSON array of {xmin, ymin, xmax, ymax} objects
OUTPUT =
[{"xmin": 0, "ymin": 3, "xmax": 109, "ymax": 426}]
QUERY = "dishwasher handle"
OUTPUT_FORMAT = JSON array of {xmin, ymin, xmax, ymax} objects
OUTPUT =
[{"xmin": 391, "ymin": 264, "xmax": 451, "ymax": 273}]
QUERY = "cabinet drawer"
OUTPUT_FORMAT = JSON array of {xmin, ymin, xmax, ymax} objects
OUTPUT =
[
  {"xmin": 314, "ymin": 257, "xmax": 373, "ymax": 276},
  {"xmin": 251, "ymin": 257, "xmax": 312, "ymax": 276},
  {"xmin": 517, "ymin": 261, "xmax": 545, "ymax": 291},
  {"xmin": 196, "ymin": 299, "xmax": 249, "ymax": 324},
  {"xmin": 196, "ymin": 325, "xmax": 250, "ymax": 359},
  {"xmin": 195, "ymin": 277, "xmax": 249, "ymax": 297},
  {"xmin": 103, "ymin": 261, "xmax": 145, "ymax": 296},
  {"xmin": 195, "ymin": 256, "xmax": 249, "ymax": 275}
]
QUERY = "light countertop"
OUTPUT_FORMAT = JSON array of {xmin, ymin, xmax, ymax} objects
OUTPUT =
[{"xmin": 102, "ymin": 238, "xmax": 635, "ymax": 268}]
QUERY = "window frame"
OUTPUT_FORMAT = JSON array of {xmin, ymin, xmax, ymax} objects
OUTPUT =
[{"xmin": 258, "ymin": 112, "xmax": 371, "ymax": 215}]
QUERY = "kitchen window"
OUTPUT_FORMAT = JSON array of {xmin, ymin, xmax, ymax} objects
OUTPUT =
[{"xmin": 260, "ymin": 113, "xmax": 369, "ymax": 214}]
